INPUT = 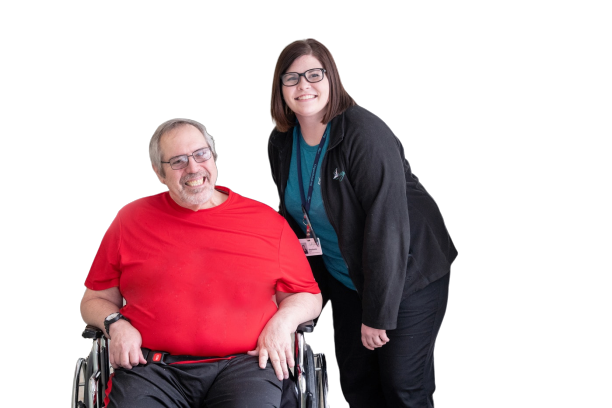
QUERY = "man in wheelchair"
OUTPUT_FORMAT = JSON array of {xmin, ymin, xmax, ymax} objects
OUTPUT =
[{"xmin": 80, "ymin": 118, "xmax": 322, "ymax": 407}]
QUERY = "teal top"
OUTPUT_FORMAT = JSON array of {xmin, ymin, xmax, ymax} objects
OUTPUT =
[{"xmin": 284, "ymin": 124, "xmax": 356, "ymax": 290}]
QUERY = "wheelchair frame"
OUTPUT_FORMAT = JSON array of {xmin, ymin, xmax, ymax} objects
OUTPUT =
[{"xmin": 72, "ymin": 322, "xmax": 327, "ymax": 408}]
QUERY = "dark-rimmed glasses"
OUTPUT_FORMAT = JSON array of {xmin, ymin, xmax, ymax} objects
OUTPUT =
[
  {"xmin": 161, "ymin": 147, "xmax": 212, "ymax": 170},
  {"xmin": 281, "ymin": 68, "xmax": 326, "ymax": 87}
]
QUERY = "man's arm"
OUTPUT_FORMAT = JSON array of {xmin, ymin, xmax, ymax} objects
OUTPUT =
[
  {"xmin": 81, "ymin": 287, "xmax": 147, "ymax": 369},
  {"xmin": 248, "ymin": 291, "xmax": 322, "ymax": 381}
]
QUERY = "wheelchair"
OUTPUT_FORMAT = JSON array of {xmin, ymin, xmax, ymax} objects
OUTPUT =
[{"xmin": 72, "ymin": 322, "xmax": 328, "ymax": 408}]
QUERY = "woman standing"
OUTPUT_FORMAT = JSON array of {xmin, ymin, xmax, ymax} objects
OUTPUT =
[{"xmin": 267, "ymin": 39, "xmax": 457, "ymax": 408}]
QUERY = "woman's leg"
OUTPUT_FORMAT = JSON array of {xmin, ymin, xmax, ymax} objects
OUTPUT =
[
  {"xmin": 327, "ymin": 274, "xmax": 388, "ymax": 408},
  {"xmin": 378, "ymin": 273, "xmax": 450, "ymax": 408}
]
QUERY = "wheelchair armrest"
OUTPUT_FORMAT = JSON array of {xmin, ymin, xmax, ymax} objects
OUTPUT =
[
  {"xmin": 82, "ymin": 324, "xmax": 105, "ymax": 339},
  {"xmin": 296, "ymin": 320, "xmax": 314, "ymax": 333}
]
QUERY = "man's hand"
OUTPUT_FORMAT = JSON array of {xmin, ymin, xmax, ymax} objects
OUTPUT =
[
  {"xmin": 108, "ymin": 319, "xmax": 147, "ymax": 369},
  {"xmin": 361, "ymin": 323, "xmax": 390, "ymax": 350},
  {"xmin": 248, "ymin": 291, "xmax": 321, "ymax": 381},
  {"xmin": 247, "ymin": 319, "xmax": 294, "ymax": 381}
]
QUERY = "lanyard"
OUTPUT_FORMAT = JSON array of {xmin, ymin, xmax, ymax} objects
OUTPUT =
[{"xmin": 296, "ymin": 124, "xmax": 328, "ymax": 214}]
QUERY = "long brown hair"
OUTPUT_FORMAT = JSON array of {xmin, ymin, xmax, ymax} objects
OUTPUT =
[{"xmin": 271, "ymin": 39, "xmax": 356, "ymax": 132}]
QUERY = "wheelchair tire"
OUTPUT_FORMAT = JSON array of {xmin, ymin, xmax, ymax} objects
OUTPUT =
[
  {"xmin": 72, "ymin": 358, "xmax": 85, "ymax": 408},
  {"xmin": 304, "ymin": 344, "xmax": 319, "ymax": 408},
  {"xmin": 314, "ymin": 353, "xmax": 328, "ymax": 408}
]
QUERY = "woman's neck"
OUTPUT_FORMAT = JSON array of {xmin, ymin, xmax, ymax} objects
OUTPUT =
[{"xmin": 298, "ymin": 117, "xmax": 327, "ymax": 146}]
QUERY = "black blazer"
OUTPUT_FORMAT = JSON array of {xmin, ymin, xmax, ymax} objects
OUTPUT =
[{"xmin": 268, "ymin": 105, "xmax": 457, "ymax": 330}]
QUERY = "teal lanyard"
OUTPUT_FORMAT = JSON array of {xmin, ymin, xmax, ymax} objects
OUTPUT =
[{"xmin": 295, "ymin": 124, "xmax": 328, "ymax": 245}]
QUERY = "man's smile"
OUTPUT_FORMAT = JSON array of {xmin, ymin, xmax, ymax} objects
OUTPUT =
[{"xmin": 185, "ymin": 177, "xmax": 205, "ymax": 187}]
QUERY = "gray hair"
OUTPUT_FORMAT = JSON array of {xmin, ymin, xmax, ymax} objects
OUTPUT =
[{"xmin": 149, "ymin": 118, "xmax": 218, "ymax": 177}]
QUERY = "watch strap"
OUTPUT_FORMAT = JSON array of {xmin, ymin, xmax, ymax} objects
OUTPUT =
[{"xmin": 104, "ymin": 312, "xmax": 129, "ymax": 338}]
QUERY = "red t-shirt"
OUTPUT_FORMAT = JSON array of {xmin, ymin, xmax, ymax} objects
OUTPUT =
[{"xmin": 85, "ymin": 187, "xmax": 320, "ymax": 356}]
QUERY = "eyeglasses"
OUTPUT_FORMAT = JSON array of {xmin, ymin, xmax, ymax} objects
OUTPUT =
[
  {"xmin": 161, "ymin": 147, "xmax": 212, "ymax": 170},
  {"xmin": 281, "ymin": 68, "xmax": 326, "ymax": 87}
]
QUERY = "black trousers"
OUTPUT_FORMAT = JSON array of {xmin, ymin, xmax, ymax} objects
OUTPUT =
[
  {"xmin": 324, "ymin": 271, "xmax": 450, "ymax": 408},
  {"xmin": 106, "ymin": 354, "xmax": 283, "ymax": 408}
]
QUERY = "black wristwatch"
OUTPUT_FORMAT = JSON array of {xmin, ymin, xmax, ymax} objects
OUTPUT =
[{"xmin": 104, "ymin": 312, "xmax": 129, "ymax": 338}]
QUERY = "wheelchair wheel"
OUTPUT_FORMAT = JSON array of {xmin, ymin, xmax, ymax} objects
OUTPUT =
[
  {"xmin": 313, "ymin": 353, "xmax": 328, "ymax": 408},
  {"xmin": 72, "ymin": 358, "xmax": 85, "ymax": 408},
  {"xmin": 73, "ymin": 328, "xmax": 111, "ymax": 408},
  {"xmin": 304, "ymin": 344, "xmax": 319, "ymax": 408}
]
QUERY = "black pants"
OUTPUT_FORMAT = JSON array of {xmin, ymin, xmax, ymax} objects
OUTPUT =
[
  {"xmin": 325, "ymin": 272, "xmax": 450, "ymax": 408},
  {"xmin": 106, "ymin": 354, "xmax": 282, "ymax": 408}
]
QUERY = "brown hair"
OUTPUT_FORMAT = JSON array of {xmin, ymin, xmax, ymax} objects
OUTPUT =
[{"xmin": 271, "ymin": 39, "xmax": 356, "ymax": 132}]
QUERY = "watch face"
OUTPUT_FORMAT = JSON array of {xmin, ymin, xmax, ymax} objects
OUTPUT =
[{"xmin": 106, "ymin": 312, "xmax": 120, "ymax": 321}]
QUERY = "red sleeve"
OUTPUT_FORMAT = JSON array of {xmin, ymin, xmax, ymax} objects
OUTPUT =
[{"xmin": 84, "ymin": 213, "xmax": 122, "ymax": 290}]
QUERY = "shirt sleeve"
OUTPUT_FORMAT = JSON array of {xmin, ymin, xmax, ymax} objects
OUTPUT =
[
  {"xmin": 276, "ymin": 221, "xmax": 321, "ymax": 294},
  {"xmin": 345, "ymin": 114, "xmax": 411, "ymax": 330},
  {"xmin": 84, "ymin": 212, "xmax": 122, "ymax": 291}
]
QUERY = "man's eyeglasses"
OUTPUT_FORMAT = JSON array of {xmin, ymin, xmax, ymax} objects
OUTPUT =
[
  {"xmin": 281, "ymin": 68, "xmax": 326, "ymax": 87},
  {"xmin": 161, "ymin": 147, "xmax": 212, "ymax": 170}
]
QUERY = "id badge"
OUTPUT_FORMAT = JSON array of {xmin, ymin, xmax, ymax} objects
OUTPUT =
[{"xmin": 299, "ymin": 238, "xmax": 323, "ymax": 256}]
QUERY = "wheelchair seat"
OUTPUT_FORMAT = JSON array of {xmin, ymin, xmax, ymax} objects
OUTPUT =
[{"xmin": 72, "ymin": 322, "xmax": 327, "ymax": 408}]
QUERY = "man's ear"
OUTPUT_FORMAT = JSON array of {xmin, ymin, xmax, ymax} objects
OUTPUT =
[{"xmin": 153, "ymin": 165, "xmax": 166, "ymax": 185}]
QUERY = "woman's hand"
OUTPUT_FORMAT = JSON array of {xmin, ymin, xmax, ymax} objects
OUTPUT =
[{"xmin": 361, "ymin": 324, "xmax": 390, "ymax": 350}]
